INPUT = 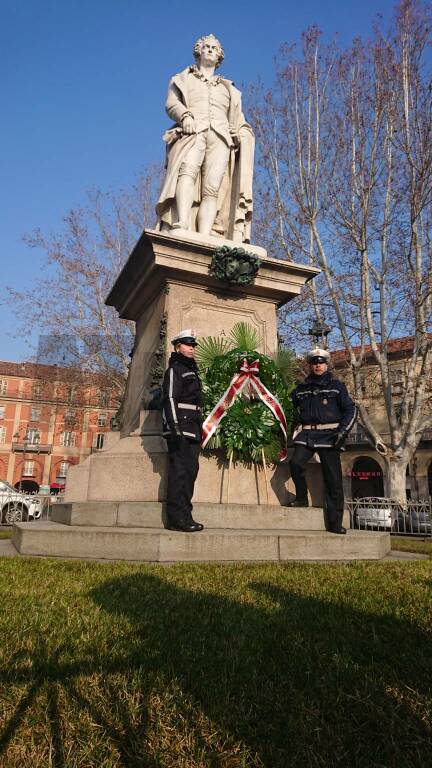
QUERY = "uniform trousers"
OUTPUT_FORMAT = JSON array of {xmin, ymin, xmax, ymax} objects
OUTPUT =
[
  {"xmin": 166, "ymin": 437, "xmax": 200, "ymax": 526},
  {"xmin": 290, "ymin": 444, "xmax": 344, "ymax": 530}
]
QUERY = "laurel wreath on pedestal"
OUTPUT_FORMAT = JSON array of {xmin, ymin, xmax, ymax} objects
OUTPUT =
[{"xmin": 209, "ymin": 246, "xmax": 262, "ymax": 286}]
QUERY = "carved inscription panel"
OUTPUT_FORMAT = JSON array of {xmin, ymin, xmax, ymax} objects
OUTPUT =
[{"xmin": 181, "ymin": 300, "xmax": 271, "ymax": 352}]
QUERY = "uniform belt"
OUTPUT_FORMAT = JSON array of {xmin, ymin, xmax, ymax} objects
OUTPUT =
[
  {"xmin": 178, "ymin": 403, "xmax": 201, "ymax": 411},
  {"xmin": 302, "ymin": 423, "xmax": 339, "ymax": 430}
]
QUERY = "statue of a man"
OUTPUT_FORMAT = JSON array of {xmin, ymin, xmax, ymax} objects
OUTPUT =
[{"xmin": 156, "ymin": 34, "xmax": 255, "ymax": 243}]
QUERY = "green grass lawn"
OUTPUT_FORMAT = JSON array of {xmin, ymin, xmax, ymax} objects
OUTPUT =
[
  {"xmin": 0, "ymin": 530, "xmax": 12, "ymax": 539},
  {"xmin": 0, "ymin": 559, "xmax": 431, "ymax": 767}
]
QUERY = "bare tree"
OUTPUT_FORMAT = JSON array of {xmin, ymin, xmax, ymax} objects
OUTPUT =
[
  {"xmin": 7, "ymin": 165, "xmax": 162, "ymax": 403},
  {"xmin": 251, "ymin": 0, "xmax": 432, "ymax": 500}
]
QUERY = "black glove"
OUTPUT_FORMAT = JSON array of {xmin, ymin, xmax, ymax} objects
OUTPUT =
[
  {"xmin": 169, "ymin": 426, "xmax": 184, "ymax": 446},
  {"xmin": 333, "ymin": 430, "xmax": 347, "ymax": 449}
]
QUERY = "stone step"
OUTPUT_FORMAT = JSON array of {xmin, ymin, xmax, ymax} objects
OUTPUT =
[
  {"xmin": 12, "ymin": 521, "xmax": 389, "ymax": 562},
  {"xmin": 52, "ymin": 502, "xmax": 346, "ymax": 531}
]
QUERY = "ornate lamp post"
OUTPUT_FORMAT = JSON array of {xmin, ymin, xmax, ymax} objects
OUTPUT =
[{"xmin": 308, "ymin": 318, "xmax": 332, "ymax": 350}]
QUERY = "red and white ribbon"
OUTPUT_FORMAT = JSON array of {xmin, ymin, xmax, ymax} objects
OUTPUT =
[{"xmin": 201, "ymin": 359, "xmax": 288, "ymax": 460}]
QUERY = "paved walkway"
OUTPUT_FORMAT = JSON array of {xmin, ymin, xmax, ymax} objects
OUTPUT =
[
  {"xmin": 0, "ymin": 539, "xmax": 18, "ymax": 557},
  {"xmin": 384, "ymin": 549, "xmax": 429, "ymax": 561}
]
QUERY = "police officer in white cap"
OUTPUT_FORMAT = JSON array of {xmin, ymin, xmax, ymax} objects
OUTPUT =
[
  {"xmin": 162, "ymin": 329, "xmax": 204, "ymax": 532},
  {"xmin": 288, "ymin": 348, "xmax": 357, "ymax": 534}
]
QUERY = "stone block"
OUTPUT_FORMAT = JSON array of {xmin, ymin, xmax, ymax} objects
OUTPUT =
[
  {"xmin": 87, "ymin": 452, "xmax": 167, "ymax": 502},
  {"xmin": 64, "ymin": 461, "xmax": 90, "ymax": 502},
  {"xmin": 193, "ymin": 503, "xmax": 325, "ymax": 530},
  {"xmin": 13, "ymin": 522, "xmax": 161, "ymax": 561},
  {"xmin": 117, "ymin": 502, "xmax": 164, "ymax": 527},
  {"xmin": 158, "ymin": 530, "xmax": 279, "ymax": 562},
  {"xmin": 279, "ymin": 530, "xmax": 390, "ymax": 560},
  {"xmin": 13, "ymin": 522, "xmax": 390, "ymax": 562},
  {"xmin": 51, "ymin": 502, "xmax": 119, "ymax": 527},
  {"xmin": 193, "ymin": 453, "xmax": 292, "ymax": 505}
]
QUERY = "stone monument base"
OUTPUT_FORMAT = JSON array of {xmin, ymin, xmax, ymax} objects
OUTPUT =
[
  {"xmin": 63, "ymin": 413, "xmax": 324, "ymax": 507},
  {"xmin": 12, "ymin": 503, "xmax": 390, "ymax": 562}
]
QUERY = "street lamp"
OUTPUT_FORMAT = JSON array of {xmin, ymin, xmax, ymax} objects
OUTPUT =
[
  {"xmin": 12, "ymin": 430, "xmax": 27, "ymax": 492},
  {"xmin": 308, "ymin": 318, "xmax": 332, "ymax": 350}
]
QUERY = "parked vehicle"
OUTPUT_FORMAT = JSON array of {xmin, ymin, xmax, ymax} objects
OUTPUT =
[
  {"xmin": 352, "ymin": 497, "xmax": 405, "ymax": 531},
  {"xmin": 350, "ymin": 497, "xmax": 432, "ymax": 536},
  {"xmin": 407, "ymin": 506, "xmax": 432, "ymax": 535},
  {"xmin": 0, "ymin": 480, "xmax": 42, "ymax": 524}
]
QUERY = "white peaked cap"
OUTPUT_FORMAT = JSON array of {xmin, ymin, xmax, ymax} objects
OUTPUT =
[
  {"xmin": 171, "ymin": 328, "xmax": 198, "ymax": 345},
  {"xmin": 306, "ymin": 347, "xmax": 330, "ymax": 362}
]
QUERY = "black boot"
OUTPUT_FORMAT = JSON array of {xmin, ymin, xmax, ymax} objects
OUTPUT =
[
  {"xmin": 328, "ymin": 525, "xmax": 346, "ymax": 535},
  {"xmin": 166, "ymin": 520, "xmax": 204, "ymax": 532},
  {"xmin": 286, "ymin": 499, "xmax": 309, "ymax": 508}
]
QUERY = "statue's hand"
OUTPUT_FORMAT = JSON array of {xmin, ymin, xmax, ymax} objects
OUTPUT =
[{"xmin": 182, "ymin": 115, "xmax": 196, "ymax": 135}]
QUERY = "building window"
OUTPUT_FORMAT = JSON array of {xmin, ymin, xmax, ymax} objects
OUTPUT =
[
  {"xmin": 0, "ymin": 427, "xmax": 6, "ymax": 444},
  {"xmin": 99, "ymin": 391, "xmax": 109, "ymax": 407},
  {"xmin": 60, "ymin": 431, "xmax": 75, "ymax": 447},
  {"xmin": 23, "ymin": 460, "xmax": 35, "ymax": 477},
  {"xmin": 68, "ymin": 387, "xmax": 76, "ymax": 404},
  {"xmin": 0, "ymin": 406, "xmax": 5, "ymax": 419},
  {"xmin": 30, "ymin": 407, "xmax": 41, "ymax": 421},
  {"xmin": 93, "ymin": 433, "xmax": 105, "ymax": 449},
  {"xmin": 64, "ymin": 410, "xmax": 75, "ymax": 425},
  {"xmin": 390, "ymin": 367, "xmax": 404, "ymax": 396},
  {"xmin": 57, "ymin": 462, "xmax": 69, "ymax": 478},
  {"xmin": 33, "ymin": 384, "xmax": 41, "ymax": 400},
  {"xmin": 26, "ymin": 428, "xmax": 40, "ymax": 445},
  {"xmin": 97, "ymin": 413, "xmax": 107, "ymax": 427},
  {"xmin": 0, "ymin": 380, "xmax": 7, "ymax": 395},
  {"xmin": 357, "ymin": 373, "xmax": 368, "ymax": 397}
]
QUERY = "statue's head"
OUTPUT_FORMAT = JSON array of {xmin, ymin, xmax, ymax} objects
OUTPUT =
[{"xmin": 193, "ymin": 34, "xmax": 224, "ymax": 69}]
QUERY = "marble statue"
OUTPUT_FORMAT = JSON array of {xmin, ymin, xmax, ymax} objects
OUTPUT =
[{"xmin": 156, "ymin": 34, "xmax": 255, "ymax": 243}]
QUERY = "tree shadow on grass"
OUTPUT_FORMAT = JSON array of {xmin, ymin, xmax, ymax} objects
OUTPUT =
[
  {"xmin": 89, "ymin": 572, "xmax": 432, "ymax": 767},
  {"xmin": 0, "ymin": 569, "xmax": 431, "ymax": 767}
]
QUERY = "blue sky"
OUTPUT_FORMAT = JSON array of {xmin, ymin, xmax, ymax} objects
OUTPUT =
[{"xmin": 1, "ymin": 0, "xmax": 397, "ymax": 361}]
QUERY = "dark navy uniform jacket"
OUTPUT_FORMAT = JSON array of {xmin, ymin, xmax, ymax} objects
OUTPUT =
[
  {"xmin": 292, "ymin": 371, "xmax": 357, "ymax": 449},
  {"xmin": 162, "ymin": 352, "xmax": 203, "ymax": 443}
]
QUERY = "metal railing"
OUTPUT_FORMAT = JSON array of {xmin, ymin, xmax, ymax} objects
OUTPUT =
[
  {"xmin": 346, "ymin": 497, "xmax": 432, "ymax": 537},
  {"xmin": 345, "ymin": 427, "xmax": 369, "ymax": 444},
  {"xmin": 345, "ymin": 428, "xmax": 432, "ymax": 446},
  {"xmin": 12, "ymin": 442, "xmax": 53, "ymax": 453},
  {"xmin": 0, "ymin": 490, "xmax": 62, "ymax": 526}
]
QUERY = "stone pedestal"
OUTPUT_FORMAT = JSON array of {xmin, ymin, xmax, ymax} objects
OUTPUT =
[{"xmin": 64, "ymin": 229, "xmax": 319, "ymax": 507}]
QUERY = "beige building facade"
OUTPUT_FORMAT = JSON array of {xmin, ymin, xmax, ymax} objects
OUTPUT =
[{"xmin": 330, "ymin": 340, "xmax": 432, "ymax": 500}]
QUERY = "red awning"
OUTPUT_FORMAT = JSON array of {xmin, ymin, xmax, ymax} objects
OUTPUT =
[{"xmin": 50, "ymin": 482, "xmax": 65, "ymax": 490}]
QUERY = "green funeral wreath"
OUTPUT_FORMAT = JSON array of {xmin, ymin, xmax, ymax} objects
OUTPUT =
[{"xmin": 196, "ymin": 323, "xmax": 295, "ymax": 464}]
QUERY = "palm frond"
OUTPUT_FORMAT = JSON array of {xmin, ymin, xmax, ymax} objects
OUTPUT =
[
  {"xmin": 196, "ymin": 336, "xmax": 233, "ymax": 370},
  {"xmin": 229, "ymin": 322, "xmax": 262, "ymax": 352},
  {"xmin": 271, "ymin": 347, "xmax": 296, "ymax": 385}
]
